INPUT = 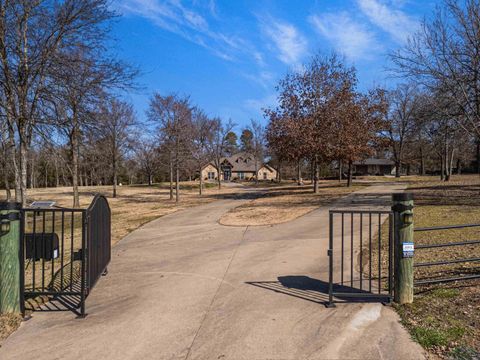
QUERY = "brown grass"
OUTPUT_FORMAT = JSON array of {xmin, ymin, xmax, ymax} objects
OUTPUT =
[{"xmin": 220, "ymin": 181, "xmax": 366, "ymax": 226}]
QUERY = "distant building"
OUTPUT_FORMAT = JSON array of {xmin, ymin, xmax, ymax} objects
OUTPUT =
[
  {"xmin": 201, "ymin": 152, "xmax": 277, "ymax": 181},
  {"xmin": 352, "ymin": 158, "xmax": 395, "ymax": 176}
]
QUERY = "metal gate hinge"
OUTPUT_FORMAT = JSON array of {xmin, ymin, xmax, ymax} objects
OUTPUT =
[{"xmin": 327, "ymin": 249, "xmax": 333, "ymax": 256}]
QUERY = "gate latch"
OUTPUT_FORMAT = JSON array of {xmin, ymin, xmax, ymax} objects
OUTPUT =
[{"xmin": 327, "ymin": 249, "xmax": 333, "ymax": 256}]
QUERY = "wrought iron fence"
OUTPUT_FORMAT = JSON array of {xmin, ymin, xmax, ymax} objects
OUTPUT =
[{"xmin": 20, "ymin": 195, "xmax": 111, "ymax": 317}]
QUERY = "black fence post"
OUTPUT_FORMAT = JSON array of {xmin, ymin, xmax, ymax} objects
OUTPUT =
[{"xmin": 327, "ymin": 211, "xmax": 335, "ymax": 307}]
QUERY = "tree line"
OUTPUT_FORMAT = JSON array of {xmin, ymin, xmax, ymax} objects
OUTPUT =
[
  {"xmin": 265, "ymin": 0, "xmax": 480, "ymax": 186},
  {"xmin": 0, "ymin": 1, "xmax": 267, "ymax": 207},
  {"xmin": 4, "ymin": 0, "xmax": 480, "ymax": 206}
]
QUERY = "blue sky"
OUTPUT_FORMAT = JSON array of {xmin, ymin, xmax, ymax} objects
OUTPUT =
[{"xmin": 111, "ymin": 0, "xmax": 439, "ymax": 129}]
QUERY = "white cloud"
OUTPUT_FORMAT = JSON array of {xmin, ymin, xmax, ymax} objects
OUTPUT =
[
  {"xmin": 244, "ymin": 93, "xmax": 277, "ymax": 112},
  {"xmin": 116, "ymin": 0, "xmax": 259, "ymax": 62},
  {"xmin": 310, "ymin": 13, "xmax": 380, "ymax": 61},
  {"xmin": 357, "ymin": 0, "xmax": 418, "ymax": 43},
  {"xmin": 261, "ymin": 17, "xmax": 308, "ymax": 66}
]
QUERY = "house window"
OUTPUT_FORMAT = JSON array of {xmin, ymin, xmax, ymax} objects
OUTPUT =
[
  {"xmin": 238, "ymin": 172, "xmax": 245, "ymax": 180},
  {"xmin": 263, "ymin": 172, "xmax": 267, "ymax": 180},
  {"xmin": 208, "ymin": 172, "xmax": 215, "ymax": 180}
]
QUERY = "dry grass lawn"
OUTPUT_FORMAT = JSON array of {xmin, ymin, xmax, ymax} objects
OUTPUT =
[
  {"xmin": 1, "ymin": 182, "xmax": 236, "ymax": 245},
  {"xmin": 220, "ymin": 181, "xmax": 366, "ymax": 226},
  {"xmin": 397, "ymin": 175, "xmax": 480, "ymax": 359}
]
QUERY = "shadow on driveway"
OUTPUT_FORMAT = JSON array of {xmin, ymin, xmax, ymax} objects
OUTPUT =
[{"xmin": 246, "ymin": 275, "xmax": 390, "ymax": 307}]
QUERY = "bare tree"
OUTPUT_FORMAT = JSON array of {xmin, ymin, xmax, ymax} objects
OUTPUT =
[
  {"xmin": 250, "ymin": 119, "xmax": 265, "ymax": 184},
  {"xmin": 387, "ymin": 83, "xmax": 421, "ymax": 177},
  {"xmin": 148, "ymin": 93, "xmax": 194, "ymax": 203},
  {"xmin": 98, "ymin": 99, "xmax": 137, "ymax": 198},
  {"xmin": 0, "ymin": 0, "xmax": 124, "ymax": 206},
  {"xmin": 390, "ymin": 0, "xmax": 480, "ymax": 144},
  {"xmin": 208, "ymin": 118, "xmax": 235, "ymax": 190},
  {"xmin": 191, "ymin": 108, "xmax": 215, "ymax": 195}
]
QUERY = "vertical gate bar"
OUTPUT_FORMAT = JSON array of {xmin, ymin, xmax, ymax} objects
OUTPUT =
[
  {"xmin": 350, "ymin": 213, "xmax": 354, "ymax": 287},
  {"xmin": 32, "ymin": 213, "xmax": 36, "ymax": 291},
  {"xmin": 60, "ymin": 211, "xmax": 65, "ymax": 290},
  {"xmin": 341, "ymin": 212, "xmax": 344, "ymax": 285},
  {"xmin": 360, "ymin": 214, "xmax": 363, "ymax": 290},
  {"xmin": 388, "ymin": 213, "xmax": 393, "ymax": 298},
  {"xmin": 369, "ymin": 213, "xmax": 372, "ymax": 292},
  {"xmin": 19, "ymin": 209, "xmax": 25, "ymax": 315},
  {"xmin": 80, "ymin": 211, "xmax": 87, "ymax": 317},
  {"xmin": 41, "ymin": 211, "xmax": 46, "ymax": 291},
  {"xmin": 70, "ymin": 211, "xmax": 74, "ymax": 292},
  {"xmin": 51, "ymin": 211, "xmax": 55, "ymax": 287},
  {"xmin": 378, "ymin": 213, "xmax": 382, "ymax": 294},
  {"xmin": 328, "ymin": 212, "xmax": 334, "ymax": 307}
]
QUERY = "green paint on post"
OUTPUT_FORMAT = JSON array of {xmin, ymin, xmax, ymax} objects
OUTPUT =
[
  {"xmin": 0, "ymin": 202, "xmax": 22, "ymax": 314},
  {"xmin": 392, "ymin": 193, "xmax": 414, "ymax": 304}
]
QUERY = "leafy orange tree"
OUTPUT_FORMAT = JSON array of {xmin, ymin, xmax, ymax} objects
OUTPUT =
[{"xmin": 266, "ymin": 52, "xmax": 387, "ymax": 188}]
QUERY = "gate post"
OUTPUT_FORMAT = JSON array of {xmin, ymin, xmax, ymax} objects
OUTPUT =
[
  {"xmin": 0, "ymin": 202, "xmax": 22, "ymax": 314},
  {"xmin": 392, "ymin": 193, "xmax": 414, "ymax": 304}
]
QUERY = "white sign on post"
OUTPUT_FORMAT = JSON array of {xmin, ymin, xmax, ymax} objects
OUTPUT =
[{"xmin": 402, "ymin": 242, "xmax": 414, "ymax": 258}]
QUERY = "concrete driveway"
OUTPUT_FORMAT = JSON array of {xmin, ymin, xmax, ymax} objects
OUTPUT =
[{"xmin": 0, "ymin": 183, "xmax": 424, "ymax": 360}]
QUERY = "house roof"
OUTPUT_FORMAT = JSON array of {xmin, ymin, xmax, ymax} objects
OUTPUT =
[
  {"xmin": 221, "ymin": 152, "xmax": 261, "ymax": 172},
  {"xmin": 204, "ymin": 152, "xmax": 276, "ymax": 173},
  {"xmin": 353, "ymin": 158, "xmax": 395, "ymax": 166}
]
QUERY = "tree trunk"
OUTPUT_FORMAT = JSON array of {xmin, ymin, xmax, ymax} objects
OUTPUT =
[
  {"xmin": 216, "ymin": 160, "xmax": 222, "ymax": 190},
  {"xmin": 297, "ymin": 159, "xmax": 302, "ymax": 186},
  {"xmin": 7, "ymin": 126, "xmax": 21, "ymax": 203},
  {"xmin": 457, "ymin": 159, "xmax": 462, "ymax": 175},
  {"xmin": 313, "ymin": 157, "xmax": 319, "ymax": 193},
  {"xmin": 112, "ymin": 152, "xmax": 117, "ymax": 198},
  {"xmin": 395, "ymin": 161, "xmax": 401, "ymax": 178},
  {"xmin": 3, "ymin": 159, "xmax": 11, "ymax": 201},
  {"xmin": 440, "ymin": 155, "xmax": 445, "ymax": 181},
  {"xmin": 199, "ymin": 165, "xmax": 203, "ymax": 196},
  {"xmin": 19, "ymin": 137, "xmax": 28, "ymax": 207},
  {"xmin": 175, "ymin": 156, "xmax": 180, "ymax": 204},
  {"xmin": 255, "ymin": 159, "xmax": 259, "ymax": 185},
  {"xmin": 347, "ymin": 160, "xmax": 353, "ymax": 187},
  {"xmin": 169, "ymin": 154, "xmax": 174, "ymax": 200},
  {"xmin": 29, "ymin": 153, "xmax": 35, "ymax": 189},
  {"xmin": 420, "ymin": 146, "xmax": 425, "ymax": 176},
  {"xmin": 54, "ymin": 158, "xmax": 59, "ymax": 187},
  {"xmin": 448, "ymin": 149, "xmax": 455, "ymax": 180},
  {"xmin": 338, "ymin": 160, "xmax": 342, "ymax": 182},
  {"xmin": 71, "ymin": 121, "xmax": 80, "ymax": 208},
  {"xmin": 444, "ymin": 131, "xmax": 450, "ymax": 181}
]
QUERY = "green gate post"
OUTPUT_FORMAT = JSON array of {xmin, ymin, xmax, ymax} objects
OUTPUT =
[
  {"xmin": 0, "ymin": 202, "xmax": 22, "ymax": 314},
  {"xmin": 392, "ymin": 193, "xmax": 414, "ymax": 304}
]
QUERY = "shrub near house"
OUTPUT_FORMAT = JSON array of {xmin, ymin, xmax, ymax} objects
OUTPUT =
[{"xmin": 201, "ymin": 152, "xmax": 277, "ymax": 181}]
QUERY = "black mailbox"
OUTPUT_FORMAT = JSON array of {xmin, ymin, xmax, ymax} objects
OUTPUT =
[{"xmin": 25, "ymin": 233, "xmax": 60, "ymax": 261}]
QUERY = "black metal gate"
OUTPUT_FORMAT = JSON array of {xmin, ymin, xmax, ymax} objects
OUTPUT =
[
  {"xmin": 328, "ymin": 209, "xmax": 394, "ymax": 306},
  {"xmin": 20, "ymin": 194, "xmax": 111, "ymax": 317}
]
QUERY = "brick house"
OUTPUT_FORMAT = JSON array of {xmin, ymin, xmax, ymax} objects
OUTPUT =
[{"xmin": 201, "ymin": 152, "xmax": 277, "ymax": 181}]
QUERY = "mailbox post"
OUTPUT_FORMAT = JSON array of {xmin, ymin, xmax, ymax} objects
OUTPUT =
[
  {"xmin": 0, "ymin": 202, "xmax": 22, "ymax": 314},
  {"xmin": 392, "ymin": 193, "xmax": 414, "ymax": 304}
]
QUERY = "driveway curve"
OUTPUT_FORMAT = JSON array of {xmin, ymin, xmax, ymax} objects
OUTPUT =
[{"xmin": 0, "ymin": 183, "xmax": 424, "ymax": 360}]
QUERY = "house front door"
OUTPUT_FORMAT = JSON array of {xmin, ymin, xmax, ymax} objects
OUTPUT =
[{"xmin": 223, "ymin": 168, "xmax": 231, "ymax": 181}]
